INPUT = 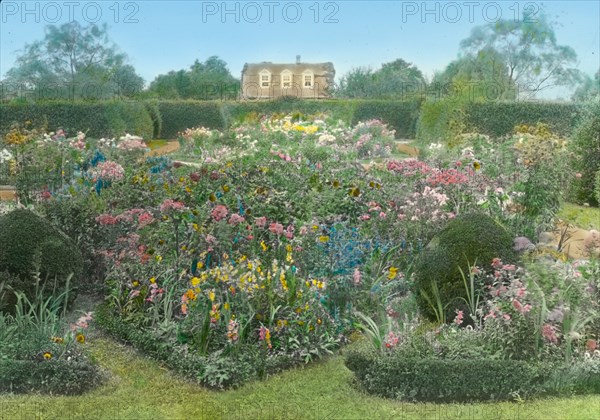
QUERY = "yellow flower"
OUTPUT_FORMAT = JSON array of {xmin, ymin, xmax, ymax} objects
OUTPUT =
[
  {"xmin": 197, "ymin": 261, "xmax": 204, "ymax": 270},
  {"xmin": 312, "ymin": 225, "xmax": 319, "ymax": 231},
  {"xmin": 185, "ymin": 187, "xmax": 192, "ymax": 194},
  {"xmin": 209, "ymin": 290, "xmax": 216, "ymax": 302},
  {"xmin": 473, "ymin": 161, "xmax": 481, "ymax": 170},
  {"xmin": 51, "ymin": 336, "xmax": 64, "ymax": 344},
  {"xmin": 319, "ymin": 235, "xmax": 329, "ymax": 243},
  {"xmin": 260, "ymin": 241, "xmax": 268, "ymax": 252},
  {"xmin": 317, "ymin": 318, "xmax": 322, "ymax": 325},
  {"xmin": 332, "ymin": 180, "xmax": 340, "ymax": 188},
  {"xmin": 132, "ymin": 280, "xmax": 139, "ymax": 287},
  {"xmin": 76, "ymin": 333, "xmax": 85, "ymax": 344},
  {"xmin": 149, "ymin": 277, "xmax": 156, "ymax": 284},
  {"xmin": 286, "ymin": 244, "xmax": 292, "ymax": 253},
  {"xmin": 209, "ymin": 193, "xmax": 216, "ymax": 202},
  {"xmin": 43, "ymin": 352, "xmax": 52, "ymax": 360},
  {"xmin": 223, "ymin": 302, "xmax": 230, "ymax": 310},
  {"xmin": 222, "ymin": 185, "xmax": 230, "ymax": 192},
  {"xmin": 155, "ymin": 255, "xmax": 163, "ymax": 263},
  {"xmin": 388, "ymin": 267, "xmax": 398, "ymax": 280},
  {"xmin": 185, "ymin": 289, "xmax": 197, "ymax": 301},
  {"xmin": 191, "ymin": 277, "xmax": 201, "ymax": 287}
]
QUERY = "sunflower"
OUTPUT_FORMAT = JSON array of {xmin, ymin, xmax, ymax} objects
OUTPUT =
[
  {"xmin": 472, "ymin": 161, "xmax": 481, "ymax": 171},
  {"xmin": 349, "ymin": 187, "xmax": 361, "ymax": 197}
]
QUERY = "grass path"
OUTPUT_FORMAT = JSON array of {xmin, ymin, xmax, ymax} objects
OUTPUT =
[{"xmin": 1, "ymin": 327, "xmax": 599, "ymax": 419}]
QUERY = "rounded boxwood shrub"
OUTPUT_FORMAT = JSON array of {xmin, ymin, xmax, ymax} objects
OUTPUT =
[
  {"xmin": 0, "ymin": 209, "xmax": 83, "ymax": 309},
  {"xmin": 414, "ymin": 213, "xmax": 516, "ymax": 322}
]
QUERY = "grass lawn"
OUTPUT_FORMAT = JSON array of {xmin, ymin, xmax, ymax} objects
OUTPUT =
[
  {"xmin": 145, "ymin": 139, "xmax": 170, "ymax": 150},
  {"xmin": 559, "ymin": 202, "xmax": 600, "ymax": 231},
  {"xmin": 1, "ymin": 330, "xmax": 599, "ymax": 419}
]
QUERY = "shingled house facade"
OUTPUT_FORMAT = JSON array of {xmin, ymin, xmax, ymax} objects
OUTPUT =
[{"xmin": 240, "ymin": 56, "xmax": 335, "ymax": 99}]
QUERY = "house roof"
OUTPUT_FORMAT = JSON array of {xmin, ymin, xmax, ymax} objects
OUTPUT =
[{"xmin": 242, "ymin": 62, "xmax": 335, "ymax": 75}]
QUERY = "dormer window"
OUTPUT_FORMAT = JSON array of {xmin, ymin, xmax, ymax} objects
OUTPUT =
[
  {"xmin": 259, "ymin": 69, "xmax": 271, "ymax": 87},
  {"xmin": 281, "ymin": 70, "xmax": 292, "ymax": 88},
  {"xmin": 302, "ymin": 70, "xmax": 314, "ymax": 88}
]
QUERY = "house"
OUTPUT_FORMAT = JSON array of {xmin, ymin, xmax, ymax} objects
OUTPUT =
[{"xmin": 240, "ymin": 56, "xmax": 335, "ymax": 99}]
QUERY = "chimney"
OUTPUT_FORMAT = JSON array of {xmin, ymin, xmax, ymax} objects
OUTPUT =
[{"xmin": 296, "ymin": 55, "xmax": 301, "ymax": 65}]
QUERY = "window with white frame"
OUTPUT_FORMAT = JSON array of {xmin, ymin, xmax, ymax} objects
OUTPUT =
[
  {"xmin": 259, "ymin": 69, "xmax": 271, "ymax": 87},
  {"xmin": 281, "ymin": 70, "xmax": 292, "ymax": 88},
  {"xmin": 303, "ymin": 70, "xmax": 314, "ymax": 88}
]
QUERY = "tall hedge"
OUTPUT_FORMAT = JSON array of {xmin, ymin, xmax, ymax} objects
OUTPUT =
[
  {"xmin": 417, "ymin": 99, "xmax": 583, "ymax": 143},
  {"xmin": 351, "ymin": 99, "xmax": 422, "ymax": 139},
  {"xmin": 157, "ymin": 101, "xmax": 226, "ymax": 139},
  {"xmin": 463, "ymin": 101, "xmax": 581, "ymax": 138},
  {"xmin": 0, "ymin": 102, "xmax": 153, "ymax": 139}
]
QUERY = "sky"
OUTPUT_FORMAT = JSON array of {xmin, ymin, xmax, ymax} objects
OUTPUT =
[{"xmin": 1, "ymin": 0, "xmax": 599, "ymax": 99}]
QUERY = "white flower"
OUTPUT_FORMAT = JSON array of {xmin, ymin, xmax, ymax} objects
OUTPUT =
[{"xmin": 0, "ymin": 148, "xmax": 13, "ymax": 163}]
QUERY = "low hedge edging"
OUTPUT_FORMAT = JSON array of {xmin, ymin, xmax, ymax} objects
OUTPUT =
[
  {"xmin": 345, "ymin": 349, "xmax": 544, "ymax": 402},
  {"xmin": 0, "ymin": 358, "xmax": 103, "ymax": 396}
]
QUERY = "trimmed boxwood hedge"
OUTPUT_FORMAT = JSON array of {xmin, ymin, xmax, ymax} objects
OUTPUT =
[
  {"xmin": 351, "ymin": 99, "xmax": 423, "ymax": 139},
  {"xmin": 157, "ymin": 100, "xmax": 226, "ymax": 139},
  {"xmin": 344, "ymin": 349, "xmax": 546, "ymax": 402},
  {"xmin": 0, "ymin": 358, "xmax": 103, "ymax": 395},
  {"xmin": 463, "ymin": 101, "xmax": 581, "ymax": 138},
  {"xmin": 417, "ymin": 99, "xmax": 583, "ymax": 143},
  {"xmin": 0, "ymin": 101, "xmax": 154, "ymax": 140}
]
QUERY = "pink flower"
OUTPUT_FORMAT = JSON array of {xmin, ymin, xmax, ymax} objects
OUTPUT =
[
  {"xmin": 491, "ymin": 258, "xmax": 503, "ymax": 269},
  {"xmin": 269, "ymin": 222, "xmax": 284, "ymax": 235},
  {"xmin": 384, "ymin": 331, "xmax": 400, "ymax": 349},
  {"xmin": 284, "ymin": 225, "xmax": 295, "ymax": 240},
  {"xmin": 138, "ymin": 212, "xmax": 155, "ymax": 228},
  {"xmin": 503, "ymin": 313, "xmax": 511, "ymax": 321},
  {"xmin": 359, "ymin": 214, "xmax": 371, "ymax": 221},
  {"xmin": 211, "ymin": 205, "xmax": 228, "ymax": 221},
  {"xmin": 454, "ymin": 310, "xmax": 464, "ymax": 326},
  {"xmin": 299, "ymin": 226, "xmax": 308, "ymax": 235},
  {"xmin": 353, "ymin": 268, "xmax": 361, "ymax": 286},
  {"xmin": 379, "ymin": 212, "xmax": 387, "ymax": 219},
  {"xmin": 206, "ymin": 234, "xmax": 217, "ymax": 245},
  {"xmin": 575, "ymin": 173, "xmax": 582, "ymax": 179},
  {"xmin": 96, "ymin": 214, "xmax": 118, "ymax": 225},
  {"xmin": 586, "ymin": 339, "xmax": 597, "ymax": 351},
  {"xmin": 542, "ymin": 323, "xmax": 558, "ymax": 344},
  {"xmin": 94, "ymin": 160, "xmax": 124, "ymax": 181},
  {"xmin": 229, "ymin": 214, "xmax": 246, "ymax": 225},
  {"xmin": 160, "ymin": 199, "xmax": 186, "ymax": 213},
  {"xmin": 512, "ymin": 299, "xmax": 522, "ymax": 312},
  {"xmin": 255, "ymin": 216, "xmax": 267, "ymax": 228}
]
